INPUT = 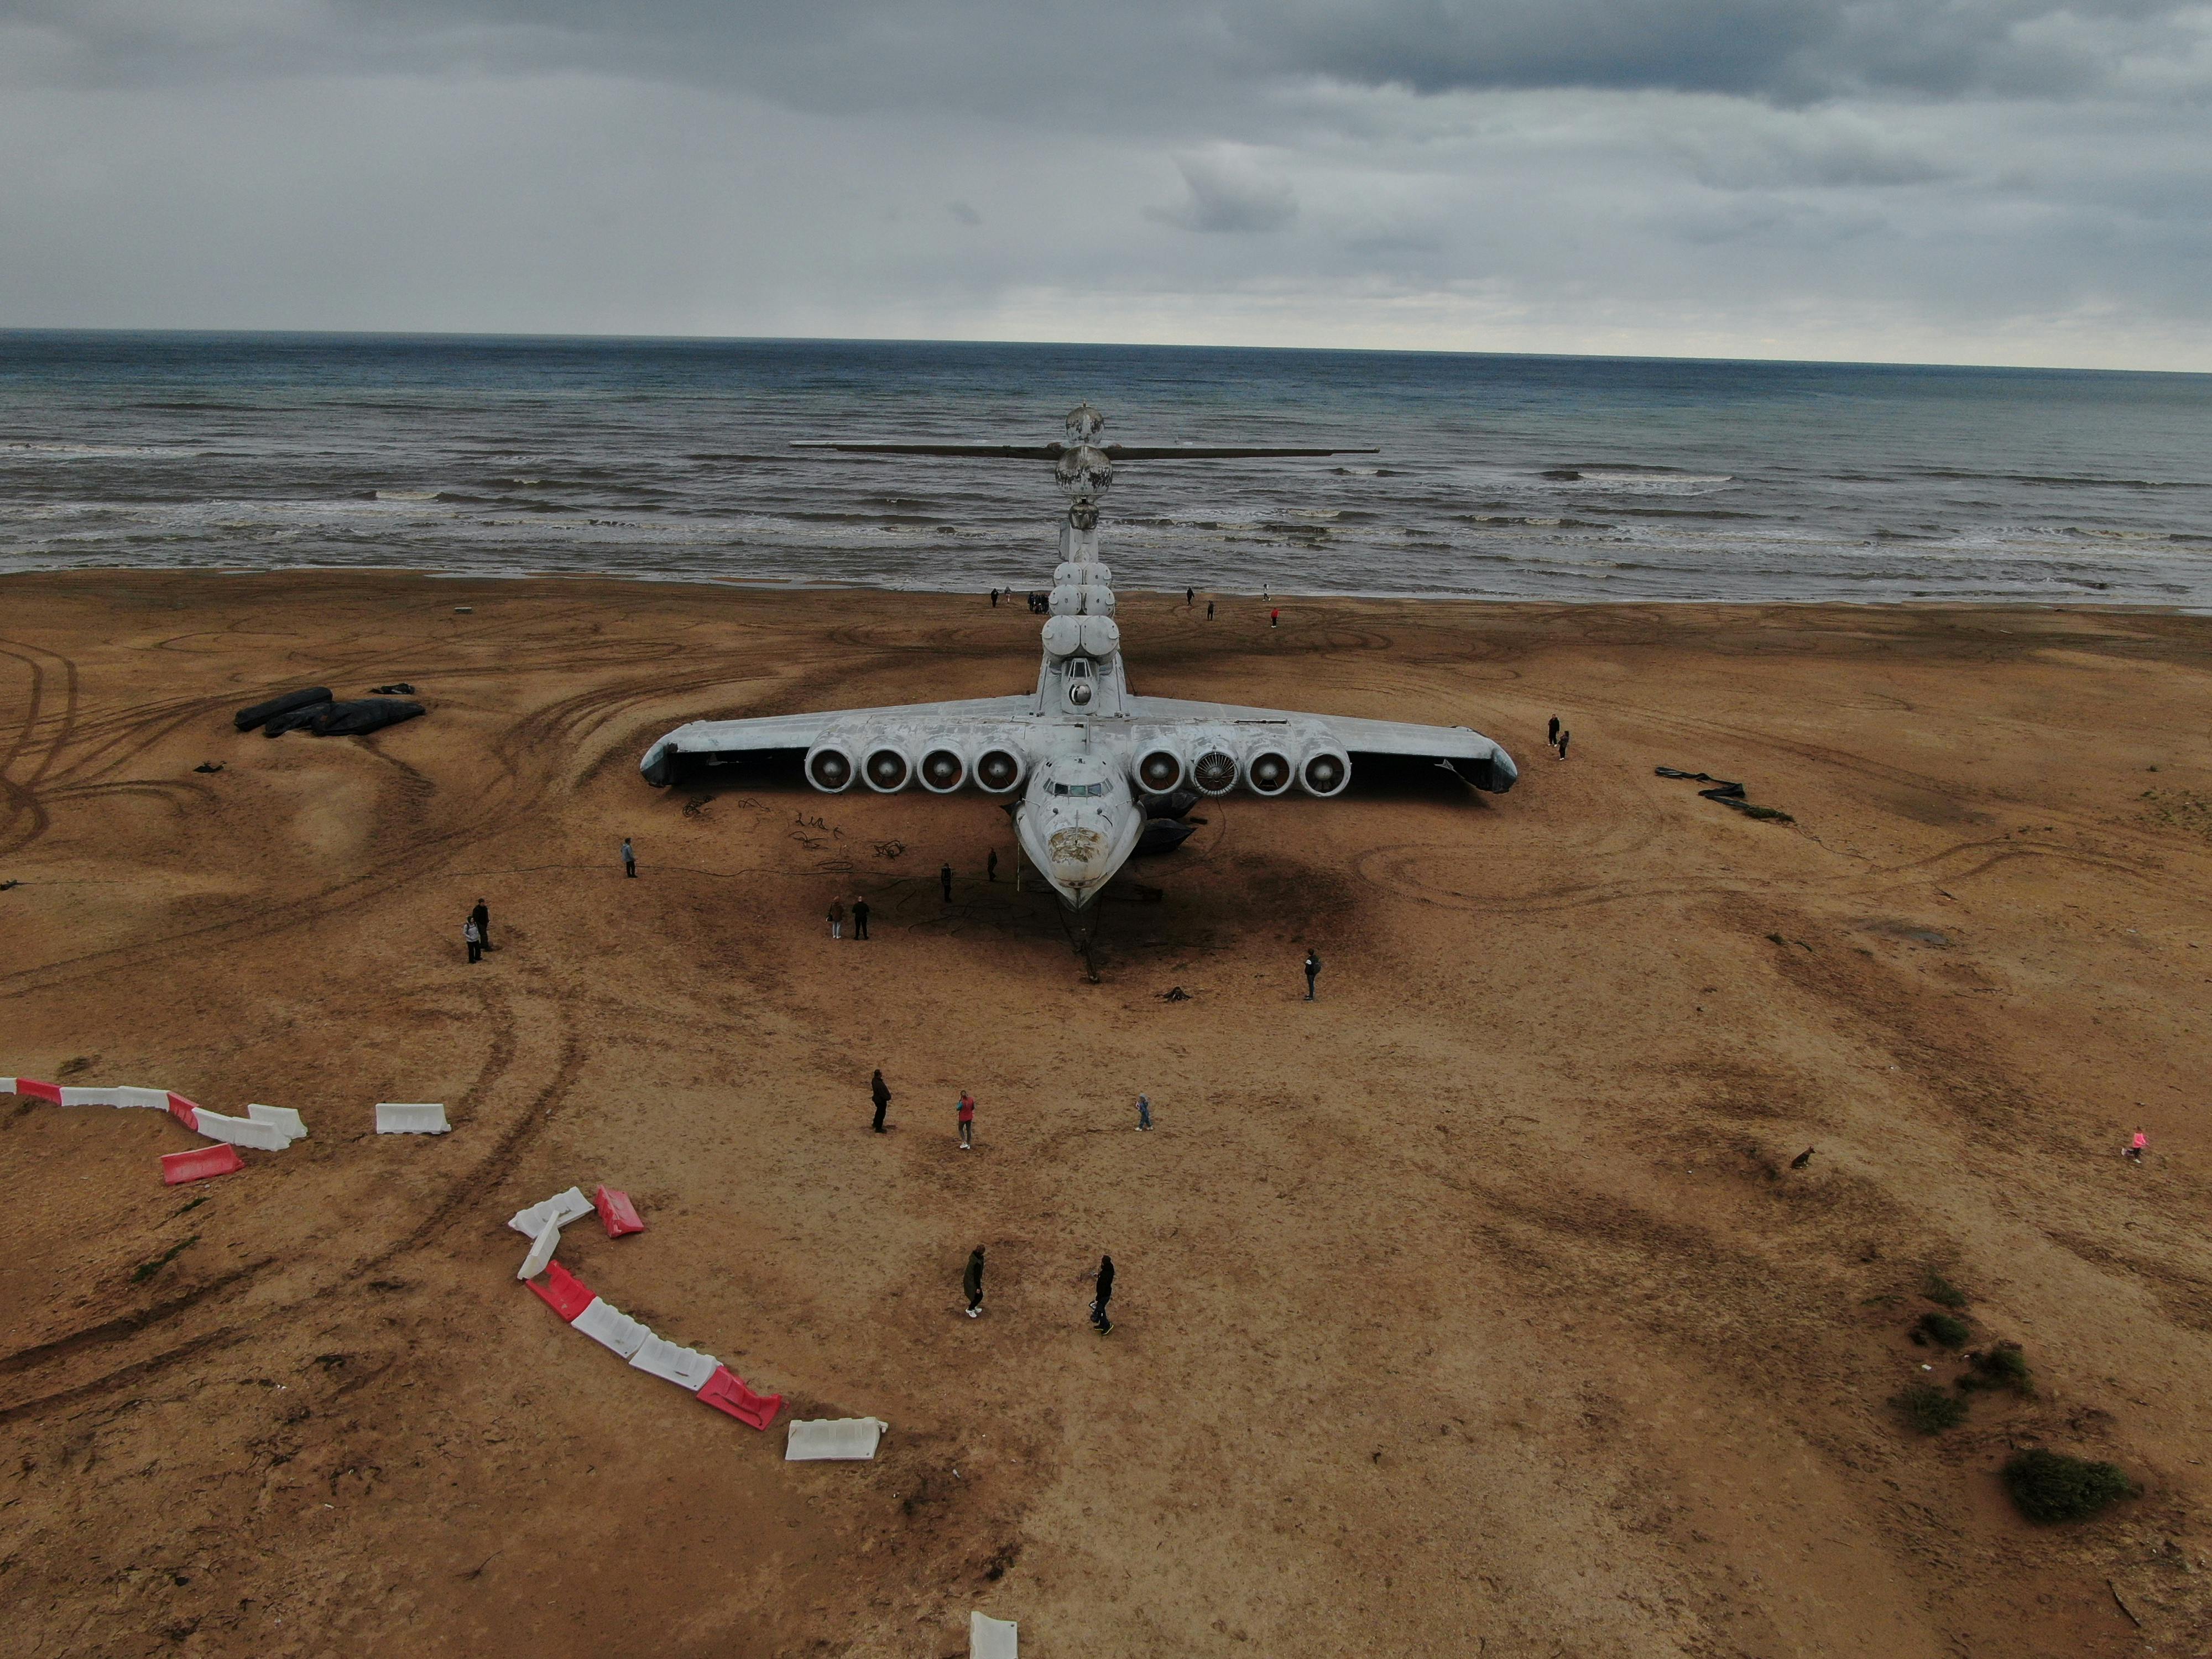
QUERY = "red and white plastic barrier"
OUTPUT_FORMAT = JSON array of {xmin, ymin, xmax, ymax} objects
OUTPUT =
[
  {"xmin": 162, "ymin": 1145, "xmax": 246, "ymax": 1185},
  {"xmin": 517, "ymin": 1208, "xmax": 783, "ymax": 1432},
  {"xmin": 594, "ymin": 1185, "xmax": 645, "ymax": 1238},
  {"xmin": 3, "ymin": 1074, "xmax": 306, "ymax": 1181},
  {"xmin": 509, "ymin": 1187, "xmax": 592, "ymax": 1236}
]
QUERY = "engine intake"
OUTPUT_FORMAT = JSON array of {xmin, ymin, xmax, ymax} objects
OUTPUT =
[
  {"xmin": 1300, "ymin": 747, "xmax": 1350, "ymax": 797},
  {"xmin": 1244, "ymin": 746, "xmax": 1295, "ymax": 796},
  {"xmin": 1136, "ymin": 745, "xmax": 1185, "ymax": 793},
  {"xmin": 805, "ymin": 743, "xmax": 856, "ymax": 793},
  {"xmin": 1191, "ymin": 745, "xmax": 1239, "ymax": 795},
  {"xmin": 975, "ymin": 745, "xmax": 1026, "ymax": 794},
  {"xmin": 863, "ymin": 745, "xmax": 912, "ymax": 792},
  {"xmin": 919, "ymin": 745, "xmax": 966, "ymax": 793}
]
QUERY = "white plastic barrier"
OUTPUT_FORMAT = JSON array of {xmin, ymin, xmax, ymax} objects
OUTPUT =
[
  {"xmin": 572, "ymin": 1297, "xmax": 651, "ymax": 1359},
  {"xmin": 509, "ymin": 1187, "xmax": 592, "ymax": 1237},
  {"xmin": 246, "ymin": 1104, "xmax": 307, "ymax": 1141},
  {"xmin": 60, "ymin": 1086, "xmax": 166, "ymax": 1108},
  {"xmin": 376, "ymin": 1102, "xmax": 450, "ymax": 1135},
  {"xmin": 785, "ymin": 1418, "xmax": 889, "ymax": 1461},
  {"xmin": 971, "ymin": 1612, "xmax": 1019, "ymax": 1659},
  {"xmin": 190, "ymin": 1108, "xmax": 294, "ymax": 1152},
  {"xmin": 516, "ymin": 1214, "xmax": 564, "ymax": 1281},
  {"xmin": 630, "ymin": 1334, "xmax": 718, "ymax": 1392},
  {"xmin": 0, "ymin": 1078, "xmax": 13, "ymax": 1095}
]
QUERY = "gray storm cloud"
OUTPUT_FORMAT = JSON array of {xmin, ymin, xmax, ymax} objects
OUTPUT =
[
  {"xmin": 1146, "ymin": 155, "xmax": 1300, "ymax": 234},
  {"xmin": 0, "ymin": 0, "xmax": 2208, "ymax": 365}
]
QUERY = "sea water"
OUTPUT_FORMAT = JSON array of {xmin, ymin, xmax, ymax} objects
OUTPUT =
[{"xmin": 2, "ymin": 331, "xmax": 2208, "ymax": 607}]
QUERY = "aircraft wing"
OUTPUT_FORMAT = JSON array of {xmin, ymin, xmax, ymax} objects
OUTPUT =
[
  {"xmin": 791, "ymin": 442, "xmax": 1378, "ymax": 459},
  {"xmin": 1124, "ymin": 696, "xmax": 1519, "ymax": 792},
  {"xmin": 640, "ymin": 696, "xmax": 1034, "ymax": 786}
]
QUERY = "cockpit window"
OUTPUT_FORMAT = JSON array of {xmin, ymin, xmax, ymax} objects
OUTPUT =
[{"xmin": 1053, "ymin": 781, "xmax": 1107, "ymax": 797}]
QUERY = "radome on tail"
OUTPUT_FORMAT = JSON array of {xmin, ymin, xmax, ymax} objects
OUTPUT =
[{"xmin": 639, "ymin": 404, "xmax": 1516, "ymax": 910}]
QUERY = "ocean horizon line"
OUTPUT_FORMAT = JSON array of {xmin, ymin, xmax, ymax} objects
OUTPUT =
[{"xmin": 6, "ymin": 326, "xmax": 2209, "ymax": 383}]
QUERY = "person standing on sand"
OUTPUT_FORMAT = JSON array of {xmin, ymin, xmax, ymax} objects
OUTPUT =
[
  {"xmin": 2127, "ymin": 1130, "xmax": 2148, "ymax": 1162},
  {"xmin": 1270, "ymin": 608, "xmax": 1280, "ymax": 628},
  {"xmin": 470, "ymin": 898, "xmax": 491, "ymax": 951},
  {"xmin": 1206, "ymin": 600, "xmax": 1215, "ymax": 620},
  {"xmin": 1557, "ymin": 729, "xmax": 1571, "ymax": 760},
  {"xmin": 990, "ymin": 588, "xmax": 999, "ymax": 608},
  {"xmin": 828, "ymin": 898, "xmax": 844, "ymax": 940},
  {"xmin": 851, "ymin": 897, "xmax": 870, "ymax": 940},
  {"xmin": 987, "ymin": 849, "xmax": 998, "ymax": 883},
  {"xmin": 958, "ymin": 1090, "xmax": 976, "ymax": 1149},
  {"xmin": 1136, "ymin": 1094, "xmax": 1151, "ymax": 1131},
  {"xmin": 1547, "ymin": 716, "xmax": 1560, "ymax": 748},
  {"xmin": 872, "ymin": 1070, "xmax": 891, "ymax": 1133},
  {"xmin": 1090, "ymin": 1254, "xmax": 1115, "ymax": 1334},
  {"xmin": 1304, "ymin": 948, "xmax": 1321, "ymax": 1001},
  {"xmin": 622, "ymin": 837, "xmax": 636, "ymax": 878},
  {"xmin": 1186, "ymin": 587, "xmax": 1194, "ymax": 606},
  {"xmin": 964, "ymin": 1246, "xmax": 986, "ymax": 1317},
  {"xmin": 463, "ymin": 916, "xmax": 483, "ymax": 964},
  {"xmin": 941, "ymin": 862, "xmax": 953, "ymax": 902}
]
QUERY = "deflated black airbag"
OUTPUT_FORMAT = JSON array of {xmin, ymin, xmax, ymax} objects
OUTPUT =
[
  {"xmin": 234, "ymin": 687, "xmax": 333, "ymax": 732},
  {"xmin": 310, "ymin": 698, "xmax": 426, "ymax": 737}
]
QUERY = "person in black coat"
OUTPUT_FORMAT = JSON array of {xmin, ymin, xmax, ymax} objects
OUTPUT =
[
  {"xmin": 1304, "ymin": 949, "xmax": 1321, "ymax": 1001},
  {"xmin": 852, "ymin": 897, "xmax": 870, "ymax": 940},
  {"xmin": 940, "ymin": 862, "xmax": 953, "ymax": 902},
  {"xmin": 1547, "ymin": 715, "xmax": 1560, "ymax": 747},
  {"xmin": 871, "ymin": 1070, "xmax": 891, "ymax": 1133},
  {"xmin": 963, "ymin": 1246, "xmax": 985, "ymax": 1318},
  {"xmin": 1090, "ymin": 1254, "xmax": 1115, "ymax": 1333},
  {"xmin": 469, "ymin": 898, "xmax": 491, "ymax": 951}
]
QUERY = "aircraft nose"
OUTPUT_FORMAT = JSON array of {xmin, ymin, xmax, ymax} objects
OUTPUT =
[{"xmin": 1046, "ymin": 821, "xmax": 1112, "ymax": 891}]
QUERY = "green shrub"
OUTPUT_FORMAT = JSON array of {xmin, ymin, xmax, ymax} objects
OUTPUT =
[
  {"xmin": 2000, "ymin": 1450, "xmax": 2136, "ymax": 1523},
  {"xmin": 1922, "ymin": 1271, "xmax": 1969, "ymax": 1310},
  {"xmin": 1917, "ymin": 1312, "xmax": 1970, "ymax": 1348},
  {"xmin": 1894, "ymin": 1382, "xmax": 1968, "ymax": 1434},
  {"xmin": 1960, "ymin": 1342, "xmax": 2033, "ymax": 1396}
]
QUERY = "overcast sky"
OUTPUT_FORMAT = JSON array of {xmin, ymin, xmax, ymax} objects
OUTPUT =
[{"xmin": 3, "ymin": 1, "xmax": 2208, "ymax": 367}]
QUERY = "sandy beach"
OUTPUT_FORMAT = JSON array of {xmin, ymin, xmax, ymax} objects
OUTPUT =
[{"xmin": 3, "ymin": 570, "xmax": 2210, "ymax": 1657}]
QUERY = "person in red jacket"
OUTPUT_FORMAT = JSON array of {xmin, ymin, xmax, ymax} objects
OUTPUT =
[{"xmin": 957, "ymin": 1091, "xmax": 976, "ymax": 1150}]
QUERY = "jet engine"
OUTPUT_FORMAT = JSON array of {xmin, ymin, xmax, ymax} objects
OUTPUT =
[
  {"xmin": 805, "ymin": 740, "xmax": 857, "ymax": 793},
  {"xmin": 1243, "ymin": 743, "xmax": 1296, "ymax": 796},
  {"xmin": 974, "ymin": 744, "xmax": 1026, "ymax": 793},
  {"xmin": 1135, "ymin": 744, "xmax": 1185, "ymax": 793},
  {"xmin": 919, "ymin": 744, "xmax": 967, "ymax": 793},
  {"xmin": 862, "ymin": 743, "xmax": 914, "ymax": 792},
  {"xmin": 1188, "ymin": 731, "xmax": 1240, "ymax": 795},
  {"xmin": 1299, "ymin": 744, "xmax": 1352, "ymax": 797}
]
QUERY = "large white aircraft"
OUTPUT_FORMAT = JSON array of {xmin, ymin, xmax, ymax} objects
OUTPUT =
[{"xmin": 640, "ymin": 405, "xmax": 1517, "ymax": 911}]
